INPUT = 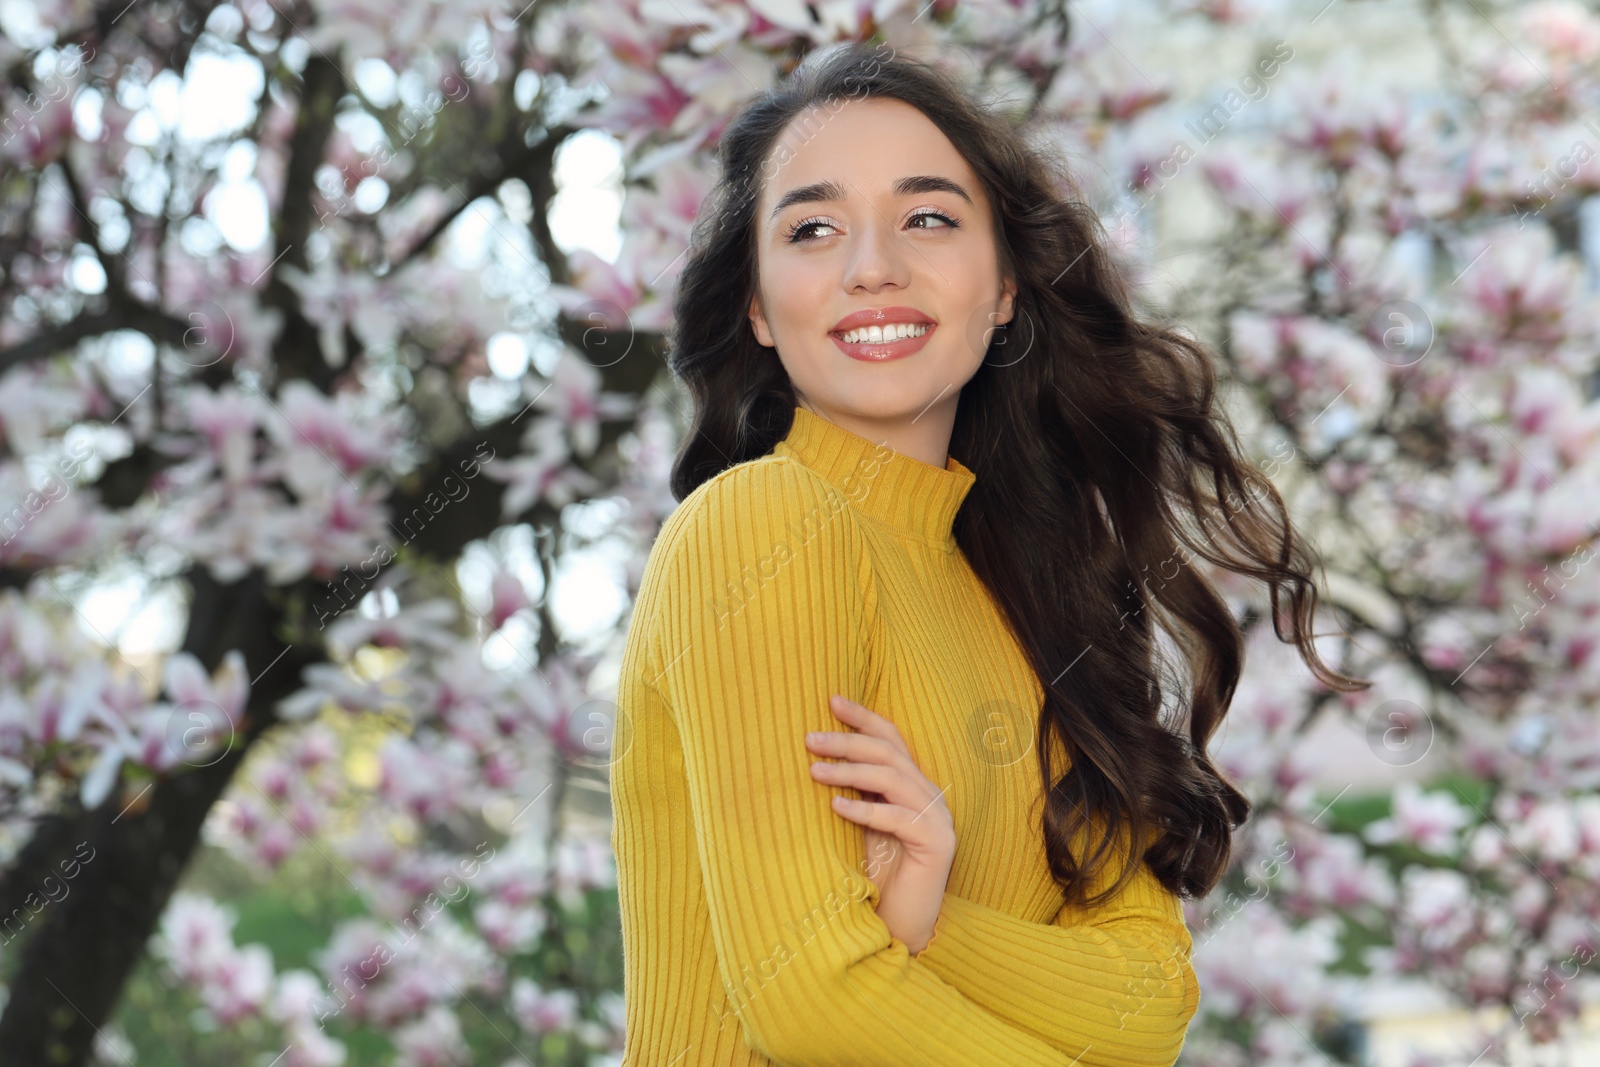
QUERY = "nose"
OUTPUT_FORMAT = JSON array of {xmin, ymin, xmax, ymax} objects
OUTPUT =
[{"xmin": 840, "ymin": 216, "xmax": 911, "ymax": 294}]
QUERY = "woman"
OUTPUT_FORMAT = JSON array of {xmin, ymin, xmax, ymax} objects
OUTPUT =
[{"xmin": 610, "ymin": 40, "xmax": 1367, "ymax": 1066}]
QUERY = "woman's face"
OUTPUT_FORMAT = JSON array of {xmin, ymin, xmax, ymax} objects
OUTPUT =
[{"xmin": 749, "ymin": 96, "xmax": 1016, "ymax": 425}]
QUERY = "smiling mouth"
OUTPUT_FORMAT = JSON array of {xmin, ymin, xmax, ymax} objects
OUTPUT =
[
  {"xmin": 828, "ymin": 322, "xmax": 938, "ymax": 362},
  {"xmin": 830, "ymin": 322, "xmax": 934, "ymax": 345}
]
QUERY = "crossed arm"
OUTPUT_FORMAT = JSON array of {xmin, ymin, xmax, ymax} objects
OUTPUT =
[
  {"xmin": 646, "ymin": 462, "xmax": 1197, "ymax": 1065},
  {"xmin": 916, "ymin": 858, "xmax": 1200, "ymax": 1064}
]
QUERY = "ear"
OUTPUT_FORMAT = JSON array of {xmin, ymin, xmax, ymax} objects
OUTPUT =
[
  {"xmin": 749, "ymin": 294, "xmax": 774, "ymax": 347},
  {"xmin": 997, "ymin": 277, "xmax": 1018, "ymax": 326}
]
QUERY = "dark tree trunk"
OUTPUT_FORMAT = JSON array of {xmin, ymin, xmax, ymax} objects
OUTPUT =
[{"xmin": 0, "ymin": 571, "xmax": 314, "ymax": 1066}]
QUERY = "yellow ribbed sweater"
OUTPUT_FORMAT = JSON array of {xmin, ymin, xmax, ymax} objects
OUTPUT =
[{"xmin": 610, "ymin": 404, "xmax": 1200, "ymax": 1065}]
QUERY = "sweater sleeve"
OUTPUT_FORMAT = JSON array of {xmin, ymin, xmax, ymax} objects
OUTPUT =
[
  {"xmin": 913, "ymin": 825, "xmax": 1201, "ymax": 1067},
  {"xmin": 641, "ymin": 460, "xmax": 1080, "ymax": 1065}
]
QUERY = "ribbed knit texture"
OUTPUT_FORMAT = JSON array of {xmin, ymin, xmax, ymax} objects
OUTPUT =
[{"xmin": 610, "ymin": 404, "xmax": 1201, "ymax": 1065}]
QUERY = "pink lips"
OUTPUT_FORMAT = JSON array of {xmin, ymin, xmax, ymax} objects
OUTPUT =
[
  {"xmin": 829, "ymin": 324, "xmax": 936, "ymax": 362},
  {"xmin": 830, "ymin": 305, "xmax": 934, "ymax": 333}
]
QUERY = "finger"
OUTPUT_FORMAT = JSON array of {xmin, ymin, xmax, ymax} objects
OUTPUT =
[
  {"xmin": 810, "ymin": 759, "xmax": 901, "ymax": 799},
  {"xmin": 819, "ymin": 747, "xmax": 929, "ymax": 806},
  {"xmin": 813, "ymin": 759, "xmax": 947, "ymax": 819},
  {"xmin": 829, "ymin": 695, "xmax": 911, "ymax": 754},
  {"xmin": 828, "ymin": 694, "xmax": 900, "ymax": 739},
  {"xmin": 829, "ymin": 796, "xmax": 946, "ymax": 846},
  {"xmin": 809, "ymin": 731, "xmax": 901, "ymax": 767},
  {"xmin": 812, "ymin": 737, "xmax": 930, "ymax": 805}
]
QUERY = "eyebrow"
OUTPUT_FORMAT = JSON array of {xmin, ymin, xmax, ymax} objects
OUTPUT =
[{"xmin": 767, "ymin": 175, "xmax": 974, "ymax": 221}]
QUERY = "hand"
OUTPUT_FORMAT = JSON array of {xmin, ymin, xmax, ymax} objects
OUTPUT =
[{"xmin": 805, "ymin": 694, "xmax": 956, "ymax": 955}]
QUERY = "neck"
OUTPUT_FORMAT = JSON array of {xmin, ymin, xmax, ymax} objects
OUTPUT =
[
  {"xmin": 796, "ymin": 397, "xmax": 957, "ymax": 470},
  {"xmin": 775, "ymin": 403, "xmax": 975, "ymax": 550}
]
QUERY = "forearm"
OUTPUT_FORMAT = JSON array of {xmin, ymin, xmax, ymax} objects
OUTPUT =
[
  {"xmin": 727, "ymin": 926, "xmax": 1105, "ymax": 1064},
  {"xmin": 912, "ymin": 875, "xmax": 1199, "ymax": 1067}
]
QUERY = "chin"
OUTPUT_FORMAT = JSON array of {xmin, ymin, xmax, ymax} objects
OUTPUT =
[{"xmin": 823, "ymin": 393, "xmax": 945, "ymax": 423}]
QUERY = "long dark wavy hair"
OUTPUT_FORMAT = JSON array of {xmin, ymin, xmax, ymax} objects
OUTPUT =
[{"xmin": 662, "ymin": 40, "xmax": 1370, "ymax": 907}]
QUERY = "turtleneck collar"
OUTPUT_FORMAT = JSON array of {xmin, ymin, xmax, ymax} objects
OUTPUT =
[{"xmin": 771, "ymin": 404, "xmax": 976, "ymax": 551}]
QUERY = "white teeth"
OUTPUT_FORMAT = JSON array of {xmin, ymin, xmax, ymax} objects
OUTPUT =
[{"xmin": 838, "ymin": 323, "xmax": 930, "ymax": 344}]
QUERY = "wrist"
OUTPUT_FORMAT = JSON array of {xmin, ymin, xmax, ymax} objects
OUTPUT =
[{"xmin": 909, "ymin": 917, "xmax": 940, "ymax": 957}]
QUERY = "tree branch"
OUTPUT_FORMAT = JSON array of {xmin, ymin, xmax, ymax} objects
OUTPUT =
[
  {"xmin": 393, "ymin": 128, "xmax": 572, "ymax": 272},
  {"xmin": 258, "ymin": 54, "xmax": 347, "ymax": 393},
  {"xmin": 0, "ymin": 305, "xmax": 192, "ymax": 376}
]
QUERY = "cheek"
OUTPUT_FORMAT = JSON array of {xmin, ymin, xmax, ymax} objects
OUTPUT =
[
  {"xmin": 765, "ymin": 261, "xmax": 833, "ymax": 334},
  {"xmin": 945, "ymin": 247, "xmax": 1010, "ymax": 327},
  {"xmin": 947, "ymin": 240, "xmax": 1003, "ymax": 295}
]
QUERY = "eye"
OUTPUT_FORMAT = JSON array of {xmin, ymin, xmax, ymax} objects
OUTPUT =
[
  {"xmin": 908, "ymin": 208, "xmax": 960, "ymax": 231},
  {"xmin": 784, "ymin": 216, "xmax": 838, "ymax": 243}
]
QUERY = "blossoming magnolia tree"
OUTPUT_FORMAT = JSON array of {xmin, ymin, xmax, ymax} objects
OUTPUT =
[{"xmin": 1, "ymin": 0, "xmax": 1599, "ymax": 1064}]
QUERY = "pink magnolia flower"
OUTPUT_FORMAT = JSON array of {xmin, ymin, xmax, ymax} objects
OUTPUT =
[
  {"xmin": 1520, "ymin": 1, "xmax": 1600, "ymax": 67},
  {"xmin": 268, "ymin": 380, "xmax": 401, "ymax": 477},
  {"xmin": 165, "ymin": 649, "xmax": 249, "ymax": 732},
  {"xmin": 78, "ymin": 650, "xmax": 250, "ymax": 807},
  {"xmin": 1363, "ymin": 782, "xmax": 1473, "ymax": 856},
  {"xmin": 278, "ymin": 661, "xmax": 398, "ymax": 721},
  {"xmin": 155, "ymin": 892, "xmax": 239, "ymax": 986},
  {"xmin": 0, "ymin": 364, "xmax": 91, "ymax": 452},
  {"xmin": 391, "ymin": 1005, "xmax": 470, "ymax": 1067},
  {"xmin": 526, "ymin": 353, "xmax": 639, "ymax": 459},
  {"xmin": 279, "ymin": 1019, "xmax": 348, "ymax": 1067},
  {"xmin": 154, "ymin": 892, "xmax": 277, "ymax": 1024},
  {"xmin": 0, "ymin": 460, "xmax": 108, "ymax": 570},
  {"xmin": 203, "ymin": 941, "xmax": 276, "ymax": 1025},
  {"xmin": 180, "ymin": 386, "xmax": 263, "ymax": 486},
  {"xmin": 277, "ymin": 261, "xmax": 404, "ymax": 370},
  {"xmin": 325, "ymin": 597, "xmax": 460, "ymax": 660},
  {"xmin": 484, "ymin": 416, "xmax": 606, "ymax": 519},
  {"xmin": 1193, "ymin": 906, "xmax": 1342, "ymax": 1020},
  {"xmin": 571, "ymin": 60, "xmax": 692, "ymax": 158},
  {"xmin": 270, "ymin": 968, "xmax": 331, "ymax": 1024},
  {"xmin": 473, "ymin": 899, "xmax": 547, "ymax": 955},
  {"xmin": 1398, "ymin": 867, "xmax": 1477, "ymax": 951},
  {"xmin": 486, "ymin": 568, "xmax": 532, "ymax": 630},
  {"xmin": 252, "ymin": 819, "xmax": 299, "ymax": 870},
  {"xmin": 378, "ymin": 736, "xmax": 479, "ymax": 823},
  {"xmin": 555, "ymin": 836, "xmax": 617, "ymax": 896},
  {"xmin": 1290, "ymin": 832, "xmax": 1397, "ymax": 913},
  {"xmin": 1511, "ymin": 798, "xmax": 1581, "ymax": 863},
  {"xmin": 510, "ymin": 976, "xmax": 579, "ymax": 1035}
]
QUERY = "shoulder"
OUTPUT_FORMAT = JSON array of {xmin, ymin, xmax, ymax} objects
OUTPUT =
[
  {"xmin": 637, "ymin": 455, "xmax": 880, "ymax": 644},
  {"xmin": 633, "ymin": 456, "xmax": 885, "ymax": 721},
  {"xmin": 652, "ymin": 453, "xmax": 865, "ymax": 564}
]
